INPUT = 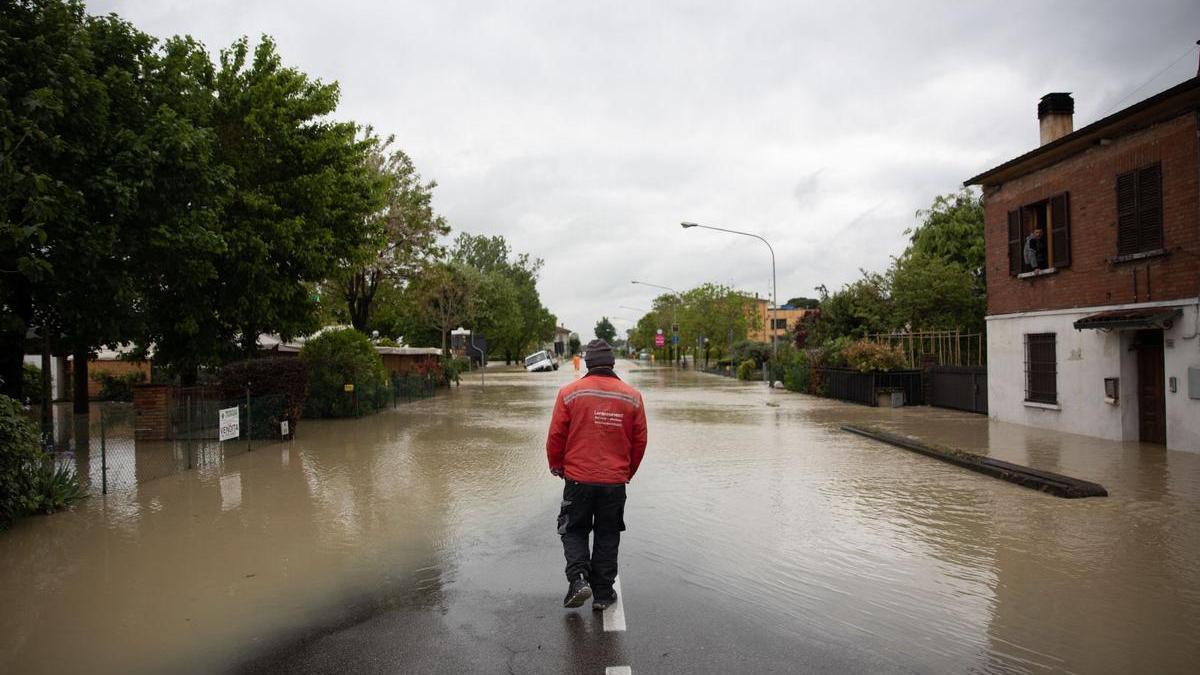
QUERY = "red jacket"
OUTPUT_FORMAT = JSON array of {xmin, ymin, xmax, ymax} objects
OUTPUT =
[{"xmin": 546, "ymin": 370, "xmax": 648, "ymax": 484}]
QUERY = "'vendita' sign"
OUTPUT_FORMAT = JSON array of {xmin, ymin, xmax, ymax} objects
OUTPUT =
[{"xmin": 219, "ymin": 407, "xmax": 240, "ymax": 441}]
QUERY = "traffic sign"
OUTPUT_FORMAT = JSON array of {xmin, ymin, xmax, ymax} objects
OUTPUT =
[
  {"xmin": 672, "ymin": 335, "xmax": 679, "ymax": 345},
  {"xmin": 655, "ymin": 333, "xmax": 665, "ymax": 347}
]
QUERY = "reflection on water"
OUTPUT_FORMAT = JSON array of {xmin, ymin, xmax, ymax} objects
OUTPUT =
[{"xmin": 1, "ymin": 364, "xmax": 1199, "ymax": 673}]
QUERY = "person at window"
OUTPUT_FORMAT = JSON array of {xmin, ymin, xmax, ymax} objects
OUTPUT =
[{"xmin": 1023, "ymin": 227, "xmax": 1047, "ymax": 270}]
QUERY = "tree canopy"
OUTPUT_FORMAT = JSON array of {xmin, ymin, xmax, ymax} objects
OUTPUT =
[{"xmin": 594, "ymin": 317, "xmax": 617, "ymax": 343}]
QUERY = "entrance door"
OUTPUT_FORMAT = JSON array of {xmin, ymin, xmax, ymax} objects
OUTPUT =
[{"xmin": 1136, "ymin": 330, "xmax": 1166, "ymax": 445}]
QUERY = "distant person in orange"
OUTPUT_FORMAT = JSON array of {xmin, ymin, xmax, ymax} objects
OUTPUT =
[{"xmin": 572, "ymin": 353, "xmax": 581, "ymax": 372}]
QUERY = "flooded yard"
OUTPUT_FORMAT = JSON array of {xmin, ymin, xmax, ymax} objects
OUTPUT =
[{"xmin": 1, "ymin": 363, "xmax": 1198, "ymax": 673}]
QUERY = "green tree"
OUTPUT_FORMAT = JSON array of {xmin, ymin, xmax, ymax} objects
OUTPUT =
[
  {"xmin": 337, "ymin": 134, "xmax": 447, "ymax": 332},
  {"xmin": 677, "ymin": 283, "xmax": 752, "ymax": 367},
  {"xmin": 411, "ymin": 261, "xmax": 478, "ymax": 355},
  {"xmin": 907, "ymin": 189, "xmax": 985, "ymax": 284},
  {"xmin": 784, "ymin": 297, "xmax": 821, "ymax": 309},
  {"xmin": 0, "ymin": 2, "xmax": 160, "ymax": 406},
  {"xmin": 594, "ymin": 317, "xmax": 617, "ymax": 343},
  {"xmin": 450, "ymin": 233, "xmax": 555, "ymax": 362},
  {"xmin": 813, "ymin": 272, "xmax": 893, "ymax": 342},
  {"xmin": 889, "ymin": 251, "xmax": 984, "ymax": 332},
  {"xmin": 139, "ymin": 36, "xmax": 384, "ymax": 383}
]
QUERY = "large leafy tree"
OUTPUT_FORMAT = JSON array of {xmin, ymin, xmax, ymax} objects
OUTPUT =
[
  {"xmin": 676, "ymin": 283, "xmax": 752, "ymax": 366},
  {"xmin": 812, "ymin": 272, "xmax": 893, "ymax": 342},
  {"xmin": 892, "ymin": 189, "xmax": 986, "ymax": 332},
  {"xmin": 889, "ymin": 251, "xmax": 983, "ymax": 332},
  {"xmin": 337, "ymin": 134, "xmax": 447, "ymax": 332},
  {"xmin": 0, "ymin": 2, "xmax": 171, "ymax": 407},
  {"xmin": 450, "ymin": 233, "xmax": 555, "ymax": 362},
  {"xmin": 906, "ymin": 189, "xmax": 985, "ymax": 284},
  {"xmin": 594, "ymin": 317, "xmax": 617, "ymax": 343},
  {"xmin": 136, "ymin": 36, "xmax": 385, "ymax": 384},
  {"xmin": 411, "ymin": 261, "xmax": 478, "ymax": 355}
]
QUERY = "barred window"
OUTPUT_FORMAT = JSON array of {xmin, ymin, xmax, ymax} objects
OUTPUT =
[
  {"xmin": 1025, "ymin": 333, "xmax": 1057, "ymax": 404},
  {"xmin": 771, "ymin": 318, "xmax": 788, "ymax": 330}
]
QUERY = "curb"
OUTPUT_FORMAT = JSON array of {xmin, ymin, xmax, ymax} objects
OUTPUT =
[{"xmin": 841, "ymin": 424, "xmax": 1108, "ymax": 499}]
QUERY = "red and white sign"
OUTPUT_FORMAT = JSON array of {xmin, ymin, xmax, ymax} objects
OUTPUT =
[{"xmin": 655, "ymin": 333, "xmax": 665, "ymax": 347}]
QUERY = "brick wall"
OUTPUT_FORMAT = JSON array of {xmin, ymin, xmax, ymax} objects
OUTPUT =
[
  {"xmin": 133, "ymin": 384, "xmax": 172, "ymax": 441},
  {"xmin": 985, "ymin": 112, "xmax": 1200, "ymax": 316}
]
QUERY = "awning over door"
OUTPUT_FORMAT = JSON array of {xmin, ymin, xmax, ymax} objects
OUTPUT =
[{"xmin": 1073, "ymin": 307, "xmax": 1182, "ymax": 330}]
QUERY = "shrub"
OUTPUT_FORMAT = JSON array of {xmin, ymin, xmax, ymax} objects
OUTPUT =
[
  {"xmin": 220, "ymin": 357, "xmax": 310, "ymax": 437},
  {"xmin": 780, "ymin": 350, "xmax": 813, "ymax": 393},
  {"xmin": 30, "ymin": 460, "xmax": 85, "ymax": 514},
  {"xmin": 300, "ymin": 329, "xmax": 389, "ymax": 418},
  {"xmin": 1, "ymin": 394, "xmax": 83, "ymax": 529},
  {"xmin": 736, "ymin": 359, "xmax": 759, "ymax": 381},
  {"xmin": 811, "ymin": 336, "xmax": 852, "ymax": 370},
  {"xmin": 731, "ymin": 340, "xmax": 772, "ymax": 367},
  {"xmin": 22, "ymin": 364, "xmax": 43, "ymax": 405},
  {"xmin": 441, "ymin": 357, "xmax": 468, "ymax": 386},
  {"xmin": 91, "ymin": 370, "xmax": 145, "ymax": 401},
  {"xmin": 842, "ymin": 339, "xmax": 907, "ymax": 373}
]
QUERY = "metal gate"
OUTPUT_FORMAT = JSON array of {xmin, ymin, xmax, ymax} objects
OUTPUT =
[{"xmin": 929, "ymin": 366, "xmax": 988, "ymax": 414}]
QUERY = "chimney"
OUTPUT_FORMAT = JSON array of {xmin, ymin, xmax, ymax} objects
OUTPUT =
[{"xmin": 1038, "ymin": 93, "xmax": 1074, "ymax": 145}]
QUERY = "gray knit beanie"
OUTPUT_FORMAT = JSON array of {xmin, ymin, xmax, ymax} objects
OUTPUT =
[{"xmin": 584, "ymin": 339, "xmax": 615, "ymax": 369}]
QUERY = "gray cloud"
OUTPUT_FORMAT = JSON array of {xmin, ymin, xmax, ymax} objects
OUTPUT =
[{"xmin": 94, "ymin": 0, "xmax": 1200, "ymax": 340}]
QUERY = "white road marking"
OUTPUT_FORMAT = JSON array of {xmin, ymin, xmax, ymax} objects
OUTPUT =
[
  {"xmin": 602, "ymin": 576, "xmax": 626, "ymax": 632},
  {"xmin": 605, "ymin": 667, "xmax": 632, "ymax": 675}
]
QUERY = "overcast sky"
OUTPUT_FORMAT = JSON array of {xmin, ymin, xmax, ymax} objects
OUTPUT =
[{"xmin": 94, "ymin": 0, "xmax": 1200, "ymax": 342}]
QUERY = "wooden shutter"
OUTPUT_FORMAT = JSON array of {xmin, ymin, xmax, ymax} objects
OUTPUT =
[
  {"xmin": 1049, "ymin": 192, "xmax": 1070, "ymax": 268},
  {"xmin": 1007, "ymin": 209, "xmax": 1022, "ymax": 275},
  {"xmin": 1116, "ymin": 170, "xmax": 1138, "ymax": 255},
  {"xmin": 1137, "ymin": 163, "xmax": 1163, "ymax": 251}
]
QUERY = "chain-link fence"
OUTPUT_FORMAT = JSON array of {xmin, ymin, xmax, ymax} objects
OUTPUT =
[
  {"xmin": 38, "ymin": 394, "xmax": 289, "ymax": 496},
  {"xmin": 40, "ymin": 377, "xmax": 433, "ymax": 495},
  {"xmin": 391, "ymin": 372, "xmax": 439, "ymax": 405}
]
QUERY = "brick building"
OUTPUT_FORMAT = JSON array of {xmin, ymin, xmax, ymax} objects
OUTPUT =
[{"xmin": 966, "ymin": 77, "xmax": 1200, "ymax": 451}]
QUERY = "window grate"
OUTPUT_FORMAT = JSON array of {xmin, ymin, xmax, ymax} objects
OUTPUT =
[{"xmin": 1025, "ymin": 333, "xmax": 1057, "ymax": 403}]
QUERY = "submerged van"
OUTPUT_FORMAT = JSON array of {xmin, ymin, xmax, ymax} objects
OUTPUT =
[{"xmin": 524, "ymin": 350, "xmax": 558, "ymax": 372}]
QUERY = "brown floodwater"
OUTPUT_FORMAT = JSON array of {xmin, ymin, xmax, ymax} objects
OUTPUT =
[{"xmin": 2, "ymin": 362, "xmax": 1198, "ymax": 673}]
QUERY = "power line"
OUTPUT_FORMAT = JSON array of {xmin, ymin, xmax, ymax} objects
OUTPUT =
[{"xmin": 1102, "ymin": 41, "xmax": 1198, "ymax": 116}]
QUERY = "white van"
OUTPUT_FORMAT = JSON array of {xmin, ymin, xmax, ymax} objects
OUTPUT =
[{"xmin": 524, "ymin": 350, "xmax": 559, "ymax": 372}]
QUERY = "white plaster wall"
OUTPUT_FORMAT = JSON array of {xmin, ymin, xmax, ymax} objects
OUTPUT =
[
  {"xmin": 987, "ymin": 301, "xmax": 1200, "ymax": 452},
  {"xmin": 1165, "ymin": 304, "xmax": 1200, "ymax": 452}
]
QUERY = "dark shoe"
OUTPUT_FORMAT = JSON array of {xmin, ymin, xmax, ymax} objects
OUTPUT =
[
  {"xmin": 563, "ymin": 575, "xmax": 592, "ymax": 608},
  {"xmin": 592, "ymin": 589, "xmax": 617, "ymax": 611}
]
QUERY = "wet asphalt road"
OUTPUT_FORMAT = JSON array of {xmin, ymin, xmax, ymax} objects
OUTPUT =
[{"xmin": 4, "ymin": 360, "xmax": 1200, "ymax": 674}]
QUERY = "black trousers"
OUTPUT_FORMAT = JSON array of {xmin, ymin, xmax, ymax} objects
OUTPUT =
[{"xmin": 557, "ymin": 480, "xmax": 626, "ymax": 591}]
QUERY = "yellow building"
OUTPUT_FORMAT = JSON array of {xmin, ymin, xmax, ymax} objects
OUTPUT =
[{"xmin": 746, "ymin": 298, "xmax": 813, "ymax": 343}]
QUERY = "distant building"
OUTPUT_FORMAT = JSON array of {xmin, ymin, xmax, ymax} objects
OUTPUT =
[
  {"xmin": 966, "ymin": 77, "xmax": 1200, "ymax": 451},
  {"xmin": 746, "ymin": 297, "xmax": 814, "ymax": 343},
  {"xmin": 553, "ymin": 325, "xmax": 572, "ymax": 356}
]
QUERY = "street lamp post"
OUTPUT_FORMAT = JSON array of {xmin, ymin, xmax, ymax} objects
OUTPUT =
[
  {"xmin": 681, "ymin": 222, "xmax": 778, "ymax": 366},
  {"xmin": 631, "ymin": 280, "xmax": 682, "ymax": 366}
]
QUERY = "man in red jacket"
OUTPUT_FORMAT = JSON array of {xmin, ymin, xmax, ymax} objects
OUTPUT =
[{"xmin": 546, "ymin": 339, "xmax": 647, "ymax": 610}]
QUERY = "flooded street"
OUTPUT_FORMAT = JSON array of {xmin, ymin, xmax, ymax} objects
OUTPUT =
[{"xmin": 2, "ymin": 362, "xmax": 1200, "ymax": 673}]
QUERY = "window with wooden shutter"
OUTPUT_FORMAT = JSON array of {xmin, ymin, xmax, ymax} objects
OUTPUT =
[
  {"xmin": 1049, "ymin": 192, "xmax": 1070, "ymax": 268},
  {"xmin": 1116, "ymin": 162, "xmax": 1164, "ymax": 256},
  {"xmin": 1137, "ymin": 163, "xmax": 1163, "ymax": 251},
  {"xmin": 1025, "ymin": 333, "xmax": 1057, "ymax": 404},
  {"xmin": 1007, "ymin": 209, "xmax": 1022, "ymax": 276}
]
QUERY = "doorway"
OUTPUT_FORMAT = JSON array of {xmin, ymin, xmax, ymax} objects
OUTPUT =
[{"xmin": 1135, "ymin": 330, "xmax": 1166, "ymax": 445}]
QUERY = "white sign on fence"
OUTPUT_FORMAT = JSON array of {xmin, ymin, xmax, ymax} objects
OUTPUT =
[
  {"xmin": 219, "ymin": 407, "xmax": 240, "ymax": 441},
  {"xmin": 280, "ymin": 420, "xmax": 289, "ymax": 437}
]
